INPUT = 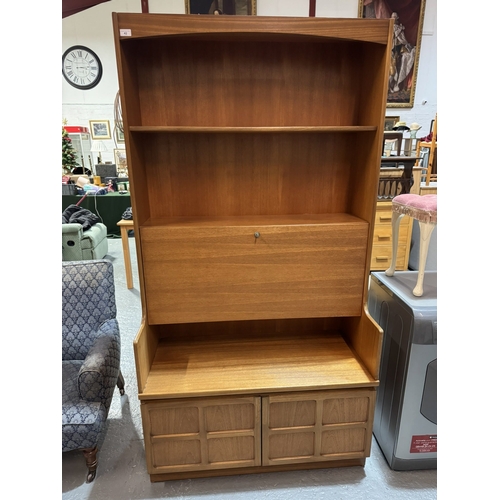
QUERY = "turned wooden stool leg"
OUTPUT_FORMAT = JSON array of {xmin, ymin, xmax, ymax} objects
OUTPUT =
[
  {"xmin": 117, "ymin": 370, "xmax": 125, "ymax": 396},
  {"xmin": 83, "ymin": 446, "xmax": 98, "ymax": 483},
  {"xmin": 385, "ymin": 212, "xmax": 405, "ymax": 277},
  {"xmin": 413, "ymin": 222, "xmax": 436, "ymax": 297}
]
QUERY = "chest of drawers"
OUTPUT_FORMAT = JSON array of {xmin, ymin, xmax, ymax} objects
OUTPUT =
[{"xmin": 371, "ymin": 201, "xmax": 412, "ymax": 271}]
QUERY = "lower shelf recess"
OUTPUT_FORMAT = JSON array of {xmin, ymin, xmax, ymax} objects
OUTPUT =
[{"xmin": 140, "ymin": 330, "xmax": 377, "ymax": 401}]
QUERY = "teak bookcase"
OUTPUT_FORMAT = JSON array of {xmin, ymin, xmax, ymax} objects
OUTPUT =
[{"xmin": 112, "ymin": 13, "xmax": 393, "ymax": 481}]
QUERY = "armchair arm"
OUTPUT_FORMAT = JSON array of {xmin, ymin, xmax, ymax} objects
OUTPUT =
[
  {"xmin": 62, "ymin": 223, "xmax": 83, "ymax": 236},
  {"xmin": 62, "ymin": 223, "xmax": 84, "ymax": 261},
  {"xmin": 77, "ymin": 319, "xmax": 121, "ymax": 410}
]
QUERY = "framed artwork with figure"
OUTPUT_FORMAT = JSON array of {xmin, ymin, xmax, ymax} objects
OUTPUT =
[
  {"xmin": 114, "ymin": 149, "xmax": 128, "ymax": 177},
  {"xmin": 384, "ymin": 116, "xmax": 400, "ymax": 131},
  {"xmin": 359, "ymin": 0, "xmax": 426, "ymax": 108}
]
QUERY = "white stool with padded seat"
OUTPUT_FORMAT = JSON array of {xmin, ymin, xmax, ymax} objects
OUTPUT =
[{"xmin": 385, "ymin": 194, "xmax": 437, "ymax": 296}]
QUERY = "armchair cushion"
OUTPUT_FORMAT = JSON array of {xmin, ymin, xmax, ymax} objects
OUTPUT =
[
  {"xmin": 62, "ymin": 360, "xmax": 106, "ymax": 452},
  {"xmin": 62, "ymin": 321, "xmax": 120, "ymax": 452}
]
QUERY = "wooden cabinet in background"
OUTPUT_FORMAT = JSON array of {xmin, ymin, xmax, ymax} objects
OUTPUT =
[
  {"xmin": 371, "ymin": 166, "xmax": 422, "ymax": 271},
  {"xmin": 371, "ymin": 201, "xmax": 412, "ymax": 271},
  {"xmin": 112, "ymin": 13, "xmax": 393, "ymax": 481}
]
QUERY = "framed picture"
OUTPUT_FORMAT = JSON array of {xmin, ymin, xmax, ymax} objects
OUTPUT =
[
  {"xmin": 185, "ymin": 0, "xmax": 256, "ymax": 15},
  {"xmin": 359, "ymin": 0, "xmax": 426, "ymax": 108},
  {"xmin": 89, "ymin": 120, "xmax": 111, "ymax": 140},
  {"xmin": 384, "ymin": 116, "xmax": 400, "ymax": 131},
  {"xmin": 114, "ymin": 149, "xmax": 128, "ymax": 177},
  {"xmin": 114, "ymin": 125, "xmax": 125, "ymax": 144}
]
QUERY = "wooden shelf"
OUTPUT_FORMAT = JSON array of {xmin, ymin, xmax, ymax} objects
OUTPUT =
[
  {"xmin": 141, "ymin": 331, "xmax": 376, "ymax": 401},
  {"xmin": 129, "ymin": 126, "xmax": 378, "ymax": 133},
  {"xmin": 141, "ymin": 213, "xmax": 368, "ymax": 228}
]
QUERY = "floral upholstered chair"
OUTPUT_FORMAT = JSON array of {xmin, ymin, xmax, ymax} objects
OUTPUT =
[{"xmin": 62, "ymin": 260, "xmax": 125, "ymax": 483}]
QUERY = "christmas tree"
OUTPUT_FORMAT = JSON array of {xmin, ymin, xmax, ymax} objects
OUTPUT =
[{"xmin": 62, "ymin": 127, "xmax": 78, "ymax": 174}]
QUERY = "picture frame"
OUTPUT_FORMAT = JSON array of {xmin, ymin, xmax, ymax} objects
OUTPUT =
[
  {"xmin": 185, "ymin": 0, "xmax": 256, "ymax": 15},
  {"xmin": 114, "ymin": 148, "xmax": 128, "ymax": 177},
  {"xmin": 114, "ymin": 125, "xmax": 125, "ymax": 144},
  {"xmin": 384, "ymin": 116, "xmax": 400, "ymax": 131},
  {"xmin": 89, "ymin": 120, "xmax": 111, "ymax": 140},
  {"xmin": 358, "ymin": 0, "xmax": 426, "ymax": 108}
]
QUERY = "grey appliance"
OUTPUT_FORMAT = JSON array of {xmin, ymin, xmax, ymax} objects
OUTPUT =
[{"xmin": 368, "ymin": 271, "xmax": 437, "ymax": 470}]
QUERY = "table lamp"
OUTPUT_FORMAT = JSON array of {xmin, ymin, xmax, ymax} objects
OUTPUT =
[{"xmin": 91, "ymin": 140, "xmax": 108, "ymax": 164}]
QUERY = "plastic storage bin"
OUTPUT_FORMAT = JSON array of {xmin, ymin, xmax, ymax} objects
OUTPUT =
[{"xmin": 368, "ymin": 271, "xmax": 437, "ymax": 470}]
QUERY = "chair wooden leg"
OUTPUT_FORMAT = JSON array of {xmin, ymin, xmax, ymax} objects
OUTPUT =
[
  {"xmin": 413, "ymin": 222, "xmax": 436, "ymax": 297},
  {"xmin": 385, "ymin": 212, "xmax": 405, "ymax": 277},
  {"xmin": 83, "ymin": 446, "xmax": 98, "ymax": 483},
  {"xmin": 117, "ymin": 370, "xmax": 125, "ymax": 396}
]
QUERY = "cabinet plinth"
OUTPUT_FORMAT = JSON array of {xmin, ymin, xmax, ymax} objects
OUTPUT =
[{"xmin": 113, "ymin": 13, "xmax": 392, "ymax": 481}]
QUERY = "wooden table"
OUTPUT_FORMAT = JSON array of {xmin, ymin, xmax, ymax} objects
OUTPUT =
[
  {"xmin": 380, "ymin": 155, "xmax": 418, "ymax": 171},
  {"xmin": 117, "ymin": 219, "xmax": 134, "ymax": 289}
]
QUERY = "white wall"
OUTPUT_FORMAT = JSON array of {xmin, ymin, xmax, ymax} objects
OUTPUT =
[{"xmin": 62, "ymin": 0, "xmax": 437, "ymax": 162}]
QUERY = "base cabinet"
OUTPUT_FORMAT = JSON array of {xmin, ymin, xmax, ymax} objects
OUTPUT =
[{"xmin": 142, "ymin": 389, "xmax": 375, "ymax": 478}]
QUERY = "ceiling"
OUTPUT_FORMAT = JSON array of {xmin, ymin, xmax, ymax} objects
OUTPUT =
[{"xmin": 62, "ymin": 0, "xmax": 110, "ymax": 18}]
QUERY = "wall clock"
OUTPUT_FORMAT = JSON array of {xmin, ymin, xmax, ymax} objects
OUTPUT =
[{"xmin": 62, "ymin": 45, "xmax": 103, "ymax": 90}]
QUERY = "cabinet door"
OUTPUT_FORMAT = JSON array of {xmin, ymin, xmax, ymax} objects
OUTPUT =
[
  {"xmin": 142, "ymin": 397, "xmax": 261, "ymax": 475},
  {"xmin": 262, "ymin": 390, "xmax": 375, "ymax": 466}
]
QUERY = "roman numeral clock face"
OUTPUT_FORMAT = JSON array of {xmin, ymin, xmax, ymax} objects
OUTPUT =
[{"xmin": 62, "ymin": 45, "xmax": 103, "ymax": 90}]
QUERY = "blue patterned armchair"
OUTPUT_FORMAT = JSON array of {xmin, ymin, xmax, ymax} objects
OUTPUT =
[{"xmin": 62, "ymin": 260, "xmax": 125, "ymax": 483}]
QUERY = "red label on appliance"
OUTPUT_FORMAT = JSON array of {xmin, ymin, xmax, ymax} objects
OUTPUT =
[{"xmin": 410, "ymin": 435, "xmax": 437, "ymax": 453}]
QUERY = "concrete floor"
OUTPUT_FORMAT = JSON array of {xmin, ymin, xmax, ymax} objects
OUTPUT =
[{"xmin": 62, "ymin": 236, "xmax": 437, "ymax": 500}]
